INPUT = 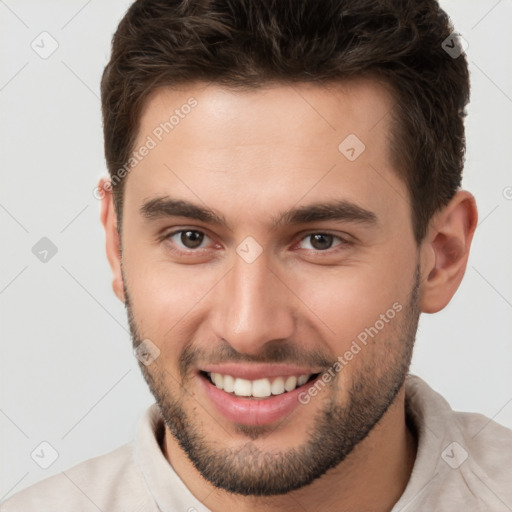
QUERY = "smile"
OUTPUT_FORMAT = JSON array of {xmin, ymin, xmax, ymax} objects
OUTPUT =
[
  {"xmin": 198, "ymin": 368, "xmax": 323, "ymax": 426},
  {"xmin": 203, "ymin": 371, "xmax": 319, "ymax": 398}
]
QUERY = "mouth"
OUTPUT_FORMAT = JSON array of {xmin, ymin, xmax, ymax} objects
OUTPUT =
[
  {"xmin": 200, "ymin": 370, "xmax": 320, "ymax": 399},
  {"xmin": 197, "ymin": 369, "xmax": 323, "ymax": 426}
]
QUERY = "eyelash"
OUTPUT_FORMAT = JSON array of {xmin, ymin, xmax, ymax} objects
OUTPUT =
[{"xmin": 163, "ymin": 229, "xmax": 351, "ymax": 255}]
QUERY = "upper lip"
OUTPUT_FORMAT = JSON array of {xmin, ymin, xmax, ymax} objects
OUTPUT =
[{"xmin": 199, "ymin": 363, "xmax": 322, "ymax": 381}]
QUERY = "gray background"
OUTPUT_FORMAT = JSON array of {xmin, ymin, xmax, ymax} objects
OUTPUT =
[{"xmin": 1, "ymin": 0, "xmax": 511, "ymax": 501}]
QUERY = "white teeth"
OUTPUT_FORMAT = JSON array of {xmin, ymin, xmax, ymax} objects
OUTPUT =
[
  {"xmin": 213, "ymin": 372, "xmax": 224, "ymax": 388},
  {"xmin": 297, "ymin": 374, "xmax": 309, "ymax": 386},
  {"xmin": 233, "ymin": 377, "xmax": 252, "ymax": 396},
  {"xmin": 252, "ymin": 378, "xmax": 271, "ymax": 398},
  {"xmin": 207, "ymin": 372, "xmax": 313, "ymax": 398},
  {"xmin": 284, "ymin": 376, "xmax": 297, "ymax": 392},
  {"xmin": 271, "ymin": 377, "xmax": 285, "ymax": 395},
  {"xmin": 223, "ymin": 374, "xmax": 235, "ymax": 393}
]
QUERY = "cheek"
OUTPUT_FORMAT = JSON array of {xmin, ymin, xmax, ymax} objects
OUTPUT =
[
  {"xmin": 124, "ymin": 253, "xmax": 218, "ymax": 341},
  {"xmin": 291, "ymin": 257, "xmax": 415, "ymax": 348}
]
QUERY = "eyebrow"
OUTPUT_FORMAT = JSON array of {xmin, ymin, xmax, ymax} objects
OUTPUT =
[{"xmin": 140, "ymin": 196, "xmax": 377, "ymax": 230}]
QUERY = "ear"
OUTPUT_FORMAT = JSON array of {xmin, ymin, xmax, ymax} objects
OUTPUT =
[
  {"xmin": 99, "ymin": 177, "xmax": 125, "ymax": 303},
  {"xmin": 420, "ymin": 190, "xmax": 478, "ymax": 313}
]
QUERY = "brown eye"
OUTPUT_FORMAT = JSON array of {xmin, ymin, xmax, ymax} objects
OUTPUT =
[
  {"xmin": 309, "ymin": 233, "xmax": 334, "ymax": 250},
  {"xmin": 180, "ymin": 230, "xmax": 204, "ymax": 248},
  {"xmin": 296, "ymin": 232, "xmax": 348, "ymax": 252},
  {"xmin": 167, "ymin": 230, "xmax": 208, "ymax": 250}
]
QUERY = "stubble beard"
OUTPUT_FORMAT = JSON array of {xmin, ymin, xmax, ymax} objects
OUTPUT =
[{"xmin": 124, "ymin": 266, "xmax": 421, "ymax": 496}]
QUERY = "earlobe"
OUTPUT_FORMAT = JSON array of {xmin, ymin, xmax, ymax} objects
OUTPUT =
[
  {"xmin": 99, "ymin": 177, "xmax": 125, "ymax": 304},
  {"xmin": 420, "ymin": 191, "xmax": 478, "ymax": 313}
]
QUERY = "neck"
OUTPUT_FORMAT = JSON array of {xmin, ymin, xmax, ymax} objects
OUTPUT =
[{"xmin": 162, "ymin": 384, "xmax": 417, "ymax": 512}]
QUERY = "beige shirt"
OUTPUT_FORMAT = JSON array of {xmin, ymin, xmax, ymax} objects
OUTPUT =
[{"xmin": 2, "ymin": 375, "xmax": 511, "ymax": 511}]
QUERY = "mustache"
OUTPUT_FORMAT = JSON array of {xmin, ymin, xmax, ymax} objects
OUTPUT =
[{"xmin": 178, "ymin": 340, "xmax": 334, "ymax": 380}]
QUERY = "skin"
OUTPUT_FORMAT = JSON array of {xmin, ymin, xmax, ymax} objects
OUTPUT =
[{"xmin": 100, "ymin": 79, "xmax": 477, "ymax": 511}]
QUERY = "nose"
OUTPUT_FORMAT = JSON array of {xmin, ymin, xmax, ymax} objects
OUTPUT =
[{"xmin": 209, "ymin": 250, "xmax": 296, "ymax": 356}]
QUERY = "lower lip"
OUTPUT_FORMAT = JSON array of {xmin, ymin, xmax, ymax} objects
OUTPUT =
[{"xmin": 198, "ymin": 373, "xmax": 318, "ymax": 426}]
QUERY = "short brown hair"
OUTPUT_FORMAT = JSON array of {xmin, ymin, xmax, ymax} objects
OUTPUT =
[{"xmin": 101, "ymin": 0, "xmax": 470, "ymax": 242}]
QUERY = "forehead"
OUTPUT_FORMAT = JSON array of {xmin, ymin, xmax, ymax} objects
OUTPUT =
[
  {"xmin": 138, "ymin": 78, "xmax": 395, "ymax": 151},
  {"xmin": 123, "ymin": 79, "xmax": 409, "ymax": 233}
]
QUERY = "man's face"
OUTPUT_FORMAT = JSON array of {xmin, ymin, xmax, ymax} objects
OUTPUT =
[{"xmin": 119, "ymin": 79, "xmax": 421, "ymax": 495}]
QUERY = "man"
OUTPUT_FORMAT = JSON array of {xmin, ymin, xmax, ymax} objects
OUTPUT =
[{"xmin": 2, "ymin": 0, "xmax": 511, "ymax": 510}]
